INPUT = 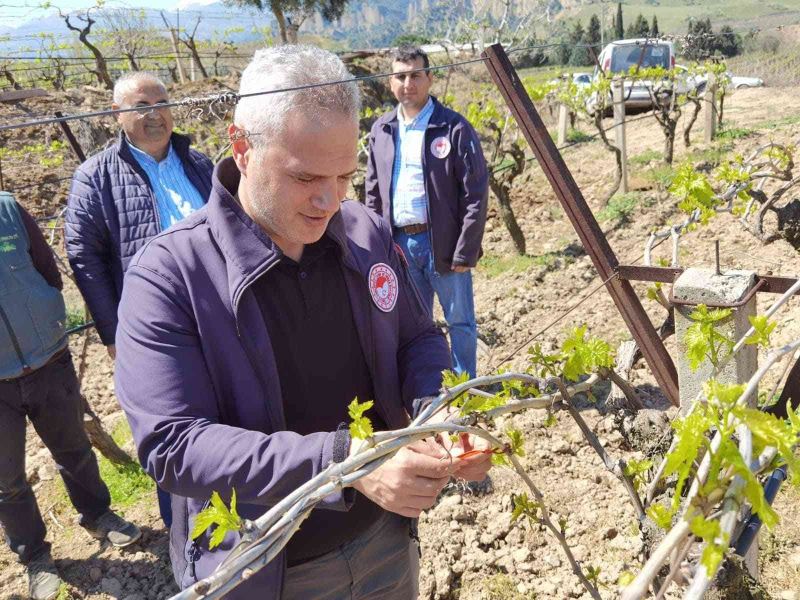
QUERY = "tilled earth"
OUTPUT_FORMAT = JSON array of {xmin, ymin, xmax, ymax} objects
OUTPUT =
[{"xmin": 1, "ymin": 76, "xmax": 800, "ymax": 599}]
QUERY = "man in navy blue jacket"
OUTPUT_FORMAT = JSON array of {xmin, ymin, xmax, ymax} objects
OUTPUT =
[
  {"xmin": 65, "ymin": 72, "xmax": 213, "ymax": 528},
  {"xmin": 65, "ymin": 72, "xmax": 213, "ymax": 358},
  {"xmin": 365, "ymin": 47, "xmax": 489, "ymax": 380},
  {"xmin": 115, "ymin": 45, "xmax": 492, "ymax": 599}
]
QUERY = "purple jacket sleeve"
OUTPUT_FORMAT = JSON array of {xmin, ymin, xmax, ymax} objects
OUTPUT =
[
  {"xmin": 451, "ymin": 120, "xmax": 489, "ymax": 268},
  {"xmin": 114, "ymin": 261, "xmax": 350, "ymax": 510},
  {"xmin": 18, "ymin": 203, "xmax": 62, "ymax": 290},
  {"xmin": 65, "ymin": 167, "xmax": 119, "ymax": 345},
  {"xmin": 364, "ymin": 128, "xmax": 383, "ymax": 216}
]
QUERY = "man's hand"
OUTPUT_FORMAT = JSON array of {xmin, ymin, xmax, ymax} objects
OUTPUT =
[
  {"xmin": 449, "ymin": 433, "xmax": 493, "ymax": 482},
  {"xmin": 107, "ymin": 344, "xmax": 116, "ymax": 360},
  {"xmin": 451, "ymin": 264, "xmax": 471, "ymax": 273},
  {"xmin": 351, "ymin": 439, "xmax": 454, "ymax": 518}
]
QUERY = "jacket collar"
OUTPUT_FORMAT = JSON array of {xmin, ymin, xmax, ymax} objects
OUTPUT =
[{"xmin": 206, "ymin": 158, "xmax": 352, "ymax": 312}]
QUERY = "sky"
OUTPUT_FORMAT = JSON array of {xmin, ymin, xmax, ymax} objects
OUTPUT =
[{"xmin": 2, "ymin": 0, "xmax": 219, "ymax": 27}]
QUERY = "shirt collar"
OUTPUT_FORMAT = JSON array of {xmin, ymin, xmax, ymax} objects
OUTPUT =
[
  {"xmin": 397, "ymin": 96, "xmax": 434, "ymax": 127},
  {"xmin": 127, "ymin": 140, "xmax": 174, "ymax": 165}
]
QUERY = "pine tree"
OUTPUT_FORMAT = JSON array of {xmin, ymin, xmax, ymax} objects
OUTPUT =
[
  {"xmin": 614, "ymin": 3, "xmax": 624, "ymax": 40},
  {"xmin": 586, "ymin": 14, "xmax": 602, "ymax": 47},
  {"xmin": 568, "ymin": 21, "xmax": 590, "ymax": 66},
  {"xmin": 626, "ymin": 13, "xmax": 650, "ymax": 38},
  {"xmin": 651, "ymin": 15, "xmax": 660, "ymax": 38}
]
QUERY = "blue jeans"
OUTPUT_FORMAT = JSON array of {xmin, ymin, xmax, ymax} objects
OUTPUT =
[{"xmin": 394, "ymin": 231, "xmax": 477, "ymax": 378}]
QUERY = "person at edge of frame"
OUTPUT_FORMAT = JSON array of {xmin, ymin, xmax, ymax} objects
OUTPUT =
[
  {"xmin": 365, "ymin": 45, "xmax": 489, "ymax": 381},
  {"xmin": 64, "ymin": 71, "xmax": 214, "ymax": 530},
  {"xmin": 0, "ymin": 191, "xmax": 141, "ymax": 600},
  {"xmin": 113, "ymin": 45, "xmax": 494, "ymax": 600}
]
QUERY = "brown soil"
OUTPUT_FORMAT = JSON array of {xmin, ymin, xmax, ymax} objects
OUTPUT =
[{"xmin": 1, "ymin": 73, "xmax": 799, "ymax": 600}]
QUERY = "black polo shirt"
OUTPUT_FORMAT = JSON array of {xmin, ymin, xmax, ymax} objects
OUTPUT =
[{"xmin": 252, "ymin": 234, "xmax": 387, "ymax": 565}]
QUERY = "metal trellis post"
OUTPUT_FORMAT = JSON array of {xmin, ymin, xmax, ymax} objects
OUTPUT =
[{"xmin": 482, "ymin": 43, "xmax": 680, "ymax": 406}]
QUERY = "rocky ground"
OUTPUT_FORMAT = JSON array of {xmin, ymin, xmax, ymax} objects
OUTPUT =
[{"xmin": 1, "ymin": 69, "xmax": 799, "ymax": 599}]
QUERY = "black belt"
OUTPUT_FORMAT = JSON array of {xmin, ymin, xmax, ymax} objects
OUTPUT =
[
  {"xmin": 395, "ymin": 223, "xmax": 428, "ymax": 235},
  {"xmin": 0, "ymin": 347, "xmax": 67, "ymax": 382}
]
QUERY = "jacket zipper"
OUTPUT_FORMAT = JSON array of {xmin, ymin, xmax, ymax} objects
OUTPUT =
[{"xmin": 0, "ymin": 302, "xmax": 29, "ymax": 372}]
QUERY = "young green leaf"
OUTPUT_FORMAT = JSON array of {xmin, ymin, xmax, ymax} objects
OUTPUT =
[
  {"xmin": 191, "ymin": 490, "xmax": 243, "ymax": 549},
  {"xmin": 646, "ymin": 502, "xmax": 674, "ymax": 530},
  {"xmin": 744, "ymin": 315, "xmax": 777, "ymax": 350},
  {"xmin": 348, "ymin": 397, "xmax": 375, "ymax": 440}
]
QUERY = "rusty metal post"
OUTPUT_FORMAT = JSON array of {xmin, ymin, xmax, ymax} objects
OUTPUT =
[
  {"xmin": 54, "ymin": 110, "xmax": 86, "ymax": 163},
  {"xmin": 482, "ymin": 43, "xmax": 679, "ymax": 406}
]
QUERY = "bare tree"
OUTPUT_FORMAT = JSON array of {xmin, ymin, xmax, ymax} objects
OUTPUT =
[
  {"xmin": 59, "ymin": 8, "xmax": 113, "ymax": 89},
  {"xmin": 0, "ymin": 62, "xmax": 22, "ymax": 90},
  {"xmin": 101, "ymin": 8, "xmax": 156, "ymax": 72},
  {"xmin": 179, "ymin": 16, "xmax": 208, "ymax": 79}
]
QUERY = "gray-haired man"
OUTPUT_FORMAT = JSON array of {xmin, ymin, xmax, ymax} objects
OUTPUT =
[
  {"xmin": 65, "ymin": 72, "xmax": 214, "ymax": 528},
  {"xmin": 114, "ymin": 45, "xmax": 493, "ymax": 600}
]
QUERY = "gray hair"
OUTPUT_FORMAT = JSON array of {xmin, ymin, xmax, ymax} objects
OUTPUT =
[
  {"xmin": 234, "ymin": 45, "xmax": 361, "ymax": 147},
  {"xmin": 113, "ymin": 72, "xmax": 168, "ymax": 105}
]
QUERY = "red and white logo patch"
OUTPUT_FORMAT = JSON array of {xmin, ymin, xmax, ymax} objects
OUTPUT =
[
  {"xmin": 368, "ymin": 263, "xmax": 399, "ymax": 313},
  {"xmin": 430, "ymin": 136, "xmax": 451, "ymax": 159}
]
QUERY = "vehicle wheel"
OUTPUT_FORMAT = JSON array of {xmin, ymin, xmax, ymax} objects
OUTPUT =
[{"xmin": 737, "ymin": 84, "xmax": 750, "ymax": 90}]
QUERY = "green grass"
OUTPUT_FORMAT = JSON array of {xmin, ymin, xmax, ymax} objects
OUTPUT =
[
  {"xmin": 756, "ymin": 113, "xmax": 800, "ymax": 130},
  {"xmin": 566, "ymin": 128, "xmax": 594, "ymax": 143},
  {"xmin": 597, "ymin": 192, "xmax": 641, "ymax": 223},
  {"xmin": 97, "ymin": 419, "xmax": 154, "ymax": 508},
  {"xmin": 629, "ymin": 149, "xmax": 663, "ymax": 167},
  {"xmin": 65, "ymin": 307, "xmax": 86, "ymax": 331},
  {"xmin": 716, "ymin": 123, "xmax": 755, "ymax": 141},
  {"xmin": 645, "ymin": 163, "xmax": 677, "ymax": 188},
  {"xmin": 55, "ymin": 583, "xmax": 74, "ymax": 600},
  {"xmin": 478, "ymin": 253, "xmax": 538, "ymax": 278},
  {"xmin": 688, "ymin": 141, "xmax": 735, "ymax": 165},
  {"xmin": 566, "ymin": 0, "xmax": 800, "ymax": 36}
]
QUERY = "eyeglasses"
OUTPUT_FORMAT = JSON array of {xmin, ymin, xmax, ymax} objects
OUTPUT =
[{"xmin": 125, "ymin": 103, "xmax": 170, "ymax": 120}]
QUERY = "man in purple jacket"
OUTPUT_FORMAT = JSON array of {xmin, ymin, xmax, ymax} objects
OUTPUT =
[
  {"xmin": 114, "ymin": 45, "xmax": 492, "ymax": 599},
  {"xmin": 365, "ymin": 46, "xmax": 489, "ymax": 379}
]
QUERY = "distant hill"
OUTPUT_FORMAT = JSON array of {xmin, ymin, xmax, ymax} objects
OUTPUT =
[{"xmin": 1, "ymin": 0, "xmax": 799, "ymax": 54}]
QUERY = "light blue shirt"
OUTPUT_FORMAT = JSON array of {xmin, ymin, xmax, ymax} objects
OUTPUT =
[
  {"xmin": 128, "ymin": 142, "xmax": 205, "ymax": 232},
  {"xmin": 390, "ymin": 97, "xmax": 435, "ymax": 227}
]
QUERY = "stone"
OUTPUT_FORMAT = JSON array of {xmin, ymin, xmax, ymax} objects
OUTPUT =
[
  {"xmin": 673, "ymin": 268, "xmax": 758, "ymax": 408},
  {"xmin": 89, "ymin": 567, "xmax": 103, "ymax": 582},
  {"xmin": 512, "ymin": 547, "xmax": 532, "ymax": 563},
  {"xmin": 779, "ymin": 592, "xmax": 799, "ymax": 600},
  {"xmin": 100, "ymin": 577, "xmax": 123, "ymax": 598},
  {"xmin": 439, "ymin": 494, "xmax": 462, "ymax": 508}
]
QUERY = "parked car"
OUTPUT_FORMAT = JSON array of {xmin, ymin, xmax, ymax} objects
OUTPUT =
[
  {"xmin": 728, "ymin": 74, "xmax": 764, "ymax": 89},
  {"xmin": 588, "ymin": 38, "xmax": 677, "ymax": 113}
]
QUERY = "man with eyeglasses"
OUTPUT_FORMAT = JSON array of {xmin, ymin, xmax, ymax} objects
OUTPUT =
[{"xmin": 65, "ymin": 72, "xmax": 214, "ymax": 529}]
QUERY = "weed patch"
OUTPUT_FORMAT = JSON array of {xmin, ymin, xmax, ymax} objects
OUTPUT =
[
  {"xmin": 566, "ymin": 128, "xmax": 593, "ymax": 144},
  {"xmin": 97, "ymin": 418, "xmax": 153, "ymax": 507},
  {"xmin": 629, "ymin": 149, "xmax": 662, "ymax": 166},
  {"xmin": 478, "ymin": 253, "xmax": 537, "ymax": 278},
  {"xmin": 597, "ymin": 192, "xmax": 641, "ymax": 223}
]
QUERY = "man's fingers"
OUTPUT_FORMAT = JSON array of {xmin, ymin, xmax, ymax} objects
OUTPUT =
[{"xmin": 402, "ymin": 451, "xmax": 455, "ymax": 479}]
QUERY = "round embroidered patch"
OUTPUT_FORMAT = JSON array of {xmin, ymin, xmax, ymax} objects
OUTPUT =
[
  {"xmin": 368, "ymin": 263, "xmax": 399, "ymax": 313},
  {"xmin": 430, "ymin": 136, "xmax": 451, "ymax": 159}
]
